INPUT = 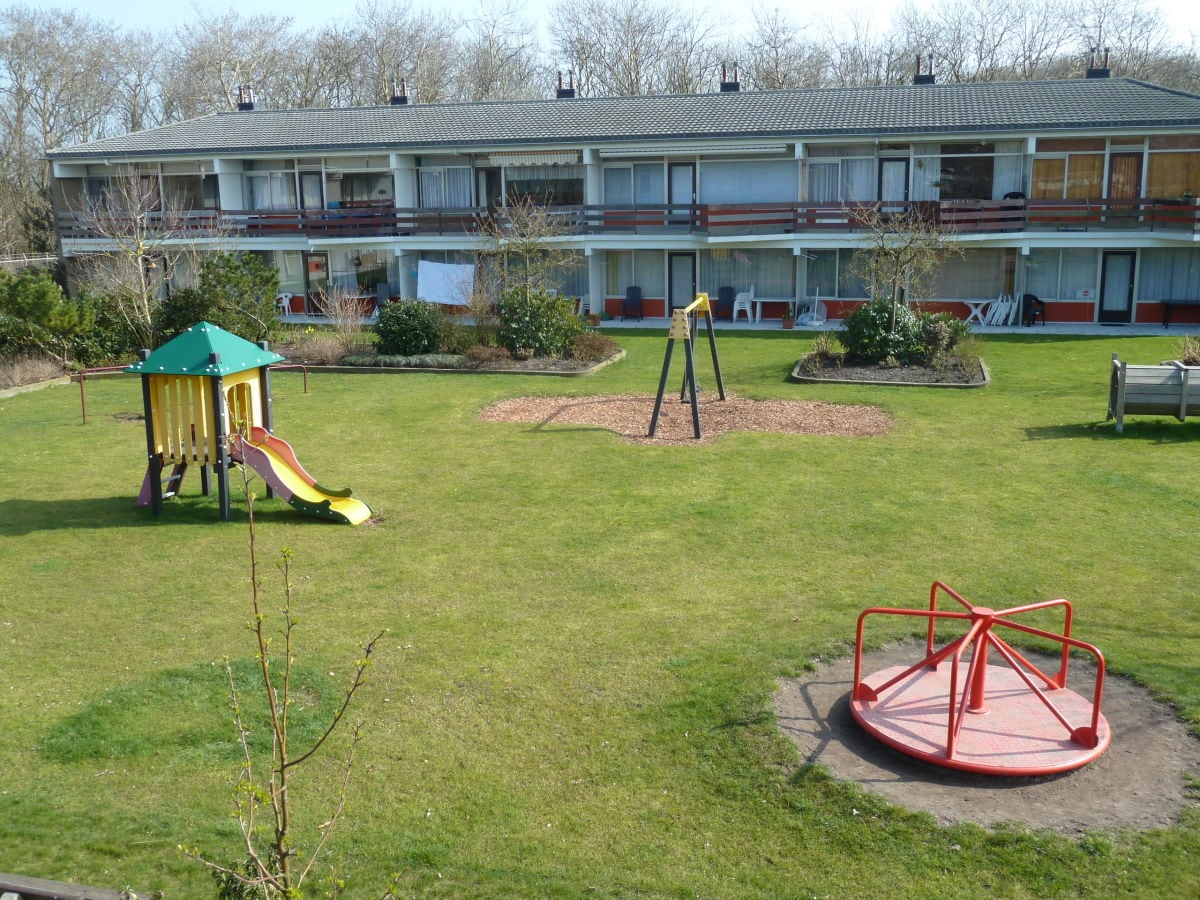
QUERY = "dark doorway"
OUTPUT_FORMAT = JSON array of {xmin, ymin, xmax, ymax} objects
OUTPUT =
[
  {"xmin": 1098, "ymin": 251, "xmax": 1135, "ymax": 324},
  {"xmin": 668, "ymin": 252, "xmax": 696, "ymax": 313}
]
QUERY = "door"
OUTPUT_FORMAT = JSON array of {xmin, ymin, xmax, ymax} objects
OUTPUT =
[
  {"xmin": 879, "ymin": 158, "xmax": 909, "ymax": 212},
  {"xmin": 668, "ymin": 163, "xmax": 695, "ymax": 226},
  {"xmin": 668, "ymin": 252, "xmax": 696, "ymax": 313},
  {"xmin": 299, "ymin": 173, "xmax": 323, "ymax": 210},
  {"xmin": 303, "ymin": 252, "xmax": 329, "ymax": 313},
  {"xmin": 1106, "ymin": 152, "xmax": 1142, "ymax": 225},
  {"xmin": 1099, "ymin": 251, "xmax": 1135, "ymax": 324}
]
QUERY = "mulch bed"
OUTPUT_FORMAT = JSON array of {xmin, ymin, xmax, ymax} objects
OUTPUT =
[
  {"xmin": 793, "ymin": 355, "xmax": 987, "ymax": 386},
  {"xmin": 479, "ymin": 392, "xmax": 891, "ymax": 445}
]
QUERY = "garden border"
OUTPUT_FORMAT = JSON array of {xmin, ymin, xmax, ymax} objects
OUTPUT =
[{"xmin": 789, "ymin": 357, "xmax": 990, "ymax": 388}]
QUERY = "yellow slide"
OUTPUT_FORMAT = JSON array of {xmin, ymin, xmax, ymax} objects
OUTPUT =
[{"xmin": 233, "ymin": 427, "xmax": 372, "ymax": 525}]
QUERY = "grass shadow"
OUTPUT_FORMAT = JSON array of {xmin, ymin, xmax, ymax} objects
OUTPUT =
[
  {"xmin": 1025, "ymin": 421, "xmax": 1200, "ymax": 442},
  {"xmin": 0, "ymin": 495, "xmax": 344, "ymax": 534}
]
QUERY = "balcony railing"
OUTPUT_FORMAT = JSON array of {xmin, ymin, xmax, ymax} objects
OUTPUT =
[{"xmin": 56, "ymin": 197, "xmax": 1200, "ymax": 242}]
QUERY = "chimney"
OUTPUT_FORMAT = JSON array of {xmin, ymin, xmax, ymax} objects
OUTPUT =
[
  {"xmin": 720, "ymin": 62, "xmax": 740, "ymax": 93},
  {"xmin": 236, "ymin": 84, "xmax": 255, "ymax": 111},
  {"xmin": 390, "ymin": 77, "xmax": 410, "ymax": 105},
  {"xmin": 914, "ymin": 54, "xmax": 935, "ymax": 85},
  {"xmin": 1086, "ymin": 46, "xmax": 1111, "ymax": 79},
  {"xmin": 556, "ymin": 71, "xmax": 576, "ymax": 99}
]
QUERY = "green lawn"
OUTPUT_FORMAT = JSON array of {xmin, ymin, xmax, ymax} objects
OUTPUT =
[{"xmin": 1, "ymin": 330, "xmax": 1197, "ymax": 898}]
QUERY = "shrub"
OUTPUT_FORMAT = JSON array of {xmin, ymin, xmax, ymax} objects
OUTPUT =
[
  {"xmin": 800, "ymin": 332, "xmax": 843, "ymax": 373},
  {"xmin": 464, "ymin": 344, "xmax": 511, "ymax": 366},
  {"xmin": 838, "ymin": 299, "xmax": 923, "ymax": 364},
  {"xmin": 438, "ymin": 319, "xmax": 476, "ymax": 354},
  {"xmin": 377, "ymin": 299, "xmax": 441, "ymax": 355},
  {"xmin": 496, "ymin": 287, "xmax": 583, "ymax": 359},
  {"xmin": 341, "ymin": 353, "xmax": 464, "ymax": 369},
  {"xmin": 154, "ymin": 287, "xmax": 215, "ymax": 344},
  {"xmin": 1178, "ymin": 334, "xmax": 1200, "ymax": 366},
  {"xmin": 838, "ymin": 301, "xmax": 972, "ymax": 366},
  {"xmin": 570, "ymin": 330, "xmax": 619, "ymax": 362}
]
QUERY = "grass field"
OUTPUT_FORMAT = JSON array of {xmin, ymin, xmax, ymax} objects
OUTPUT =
[{"xmin": 1, "ymin": 329, "xmax": 1197, "ymax": 898}]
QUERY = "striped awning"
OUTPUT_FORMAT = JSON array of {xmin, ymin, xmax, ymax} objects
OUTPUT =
[{"xmin": 487, "ymin": 150, "xmax": 581, "ymax": 166}]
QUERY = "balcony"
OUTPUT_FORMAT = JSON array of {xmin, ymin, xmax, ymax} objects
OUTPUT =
[{"xmin": 56, "ymin": 198, "xmax": 1200, "ymax": 243}]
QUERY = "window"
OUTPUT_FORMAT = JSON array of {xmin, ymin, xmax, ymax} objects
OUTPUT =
[
  {"xmin": 606, "ymin": 250, "xmax": 664, "ymax": 297},
  {"xmin": 1147, "ymin": 152, "xmax": 1200, "ymax": 197},
  {"xmin": 699, "ymin": 249, "xmax": 794, "ymax": 297},
  {"xmin": 246, "ymin": 172, "xmax": 297, "ymax": 210},
  {"xmin": 934, "ymin": 250, "xmax": 1008, "ymax": 298},
  {"xmin": 504, "ymin": 165, "xmax": 584, "ymax": 205},
  {"xmin": 1026, "ymin": 248, "xmax": 1098, "ymax": 300},
  {"xmin": 1138, "ymin": 249, "xmax": 1200, "ymax": 301},
  {"xmin": 602, "ymin": 163, "xmax": 665, "ymax": 206},
  {"xmin": 807, "ymin": 157, "xmax": 874, "ymax": 202},
  {"xmin": 699, "ymin": 160, "xmax": 797, "ymax": 204},
  {"xmin": 418, "ymin": 167, "xmax": 472, "ymax": 208},
  {"xmin": 1033, "ymin": 152, "xmax": 1109, "ymax": 200},
  {"xmin": 341, "ymin": 172, "xmax": 393, "ymax": 205}
]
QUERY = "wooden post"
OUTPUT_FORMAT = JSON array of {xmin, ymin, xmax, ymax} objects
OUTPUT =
[
  {"xmin": 138, "ymin": 350, "xmax": 163, "ymax": 516},
  {"xmin": 209, "ymin": 354, "xmax": 232, "ymax": 521}
]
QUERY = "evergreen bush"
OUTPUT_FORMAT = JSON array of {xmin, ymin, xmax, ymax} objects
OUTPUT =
[
  {"xmin": 496, "ymin": 287, "xmax": 583, "ymax": 358},
  {"xmin": 376, "ymin": 300, "xmax": 441, "ymax": 355}
]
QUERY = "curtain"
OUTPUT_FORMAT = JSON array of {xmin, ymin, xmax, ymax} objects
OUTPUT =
[
  {"xmin": 699, "ymin": 160, "xmax": 797, "ymax": 203},
  {"xmin": 1060, "ymin": 249, "xmax": 1097, "ymax": 297},
  {"xmin": 842, "ymin": 159, "xmax": 874, "ymax": 201},
  {"xmin": 699, "ymin": 249, "xmax": 793, "ymax": 297},
  {"xmin": 604, "ymin": 168, "xmax": 632, "ymax": 204},
  {"xmin": 992, "ymin": 153, "xmax": 1024, "ymax": 198},
  {"xmin": 445, "ymin": 168, "xmax": 472, "ymax": 207},
  {"xmin": 1025, "ymin": 249, "xmax": 1061, "ymax": 298},
  {"xmin": 1138, "ymin": 249, "xmax": 1200, "ymax": 301},
  {"xmin": 807, "ymin": 163, "xmax": 839, "ymax": 202},
  {"xmin": 419, "ymin": 171, "xmax": 443, "ymax": 208},
  {"xmin": 634, "ymin": 164, "xmax": 665, "ymax": 203},
  {"xmin": 935, "ymin": 250, "xmax": 1006, "ymax": 298},
  {"xmin": 606, "ymin": 251, "xmax": 634, "ymax": 294},
  {"xmin": 805, "ymin": 251, "xmax": 837, "ymax": 297}
]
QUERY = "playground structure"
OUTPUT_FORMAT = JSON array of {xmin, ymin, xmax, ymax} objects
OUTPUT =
[
  {"xmin": 851, "ymin": 582, "xmax": 1110, "ymax": 776},
  {"xmin": 648, "ymin": 293, "xmax": 726, "ymax": 439},
  {"xmin": 126, "ymin": 322, "xmax": 371, "ymax": 524}
]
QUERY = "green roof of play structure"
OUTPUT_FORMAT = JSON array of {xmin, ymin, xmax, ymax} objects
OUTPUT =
[{"xmin": 125, "ymin": 322, "xmax": 285, "ymax": 376}]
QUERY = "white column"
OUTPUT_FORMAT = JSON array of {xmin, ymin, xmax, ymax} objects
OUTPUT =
[
  {"xmin": 214, "ymin": 158, "xmax": 244, "ymax": 210},
  {"xmin": 396, "ymin": 250, "xmax": 417, "ymax": 298},
  {"xmin": 391, "ymin": 154, "xmax": 416, "ymax": 208},
  {"xmin": 583, "ymin": 147, "xmax": 602, "ymax": 207},
  {"xmin": 587, "ymin": 249, "xmax": 606, "ymax": 315}
]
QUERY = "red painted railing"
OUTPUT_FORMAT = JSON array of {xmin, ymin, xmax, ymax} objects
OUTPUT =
[{"xmin": 56, "ymin": 197, "xmax": 1200, "ymax": 241}]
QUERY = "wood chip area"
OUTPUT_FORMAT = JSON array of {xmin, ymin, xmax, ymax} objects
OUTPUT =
[{"xmin": 479, "ymin": 393, "xmax": 891, "ymax": 444}]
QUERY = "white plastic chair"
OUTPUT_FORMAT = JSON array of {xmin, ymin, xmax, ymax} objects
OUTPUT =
[
  {"xmin": 733, "ymin": 284, "xmax": 755, "ymax": 323},
  {"xmin": 275, "ymin": 293, "xmax": 294, "ymax": 316}
]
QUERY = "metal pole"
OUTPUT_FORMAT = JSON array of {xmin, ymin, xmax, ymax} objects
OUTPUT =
[{"xmin": 648, "ymin": 339, "xmax": 676, "ymax": 437}]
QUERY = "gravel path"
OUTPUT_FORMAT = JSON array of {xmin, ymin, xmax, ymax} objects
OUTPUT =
[{"xmin": 479, "ymin": 393, "xmax": 891, "ymax": 444}]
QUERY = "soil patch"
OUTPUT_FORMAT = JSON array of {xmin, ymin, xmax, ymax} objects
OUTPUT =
[
  {"xmin": 479, "ymin": 393, "xmax": 890, "ymax": 445},
  {"xmin": 793, "ymin": 355, "xmax": 987, "ymax": 387},
  {"xmin": 775, "ymin": 644, "xmax": 1200, "ymax": 833}
]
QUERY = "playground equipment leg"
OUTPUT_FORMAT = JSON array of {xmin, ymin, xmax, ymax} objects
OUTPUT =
[{"xmin": 648, "ymin": 339, "xmax": 676, "ymax": 437}]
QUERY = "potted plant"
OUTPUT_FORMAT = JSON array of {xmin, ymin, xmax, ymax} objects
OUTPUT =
[
  {"xmin": 781, "ymin": 300, "xmax": 798, "ymax": 330},
  {"xmin": 586, "ymin": 313, "xmax": 601, "ymax": 326}
]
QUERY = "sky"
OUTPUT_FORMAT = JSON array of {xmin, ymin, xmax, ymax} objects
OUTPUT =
[{"xmin": 46, "ymin": 0, "xmax": 1200, "ymax": 47}]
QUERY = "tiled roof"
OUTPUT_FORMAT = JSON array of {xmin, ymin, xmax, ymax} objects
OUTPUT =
[{"xmin": 49, "ymin": 78, "xmax": 1200, "ymax": 160}]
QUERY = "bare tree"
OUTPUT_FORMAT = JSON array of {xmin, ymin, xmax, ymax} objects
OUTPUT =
[
  {"xmin": 846, "ymin": 205, "xmax": 963, "ymax": 329},
  {"xmin": 70, "ymin": 173, "xmax": 222, "ymax": 348},
  {"xmin": 477, "ymin": 195, "xmax": 582, "ymax": 300},
  {"xmin": 742, "ymin": 7, "xmax": 826, "ymax": 90},
  {"xmin": 551, "ymin": 0, "xmax": 722, "ymax": 96},
  {"xmin": 454, "ymin": 1, "xmax": 548, "ymax": 101},
  {"xmin": 164, "ymin": 10, "xmax": 303, "ymax": 117}
]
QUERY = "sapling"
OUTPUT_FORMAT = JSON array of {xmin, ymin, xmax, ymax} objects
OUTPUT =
[{"xmin": 182, "ymin": 466, "xmax": 384, "ymax": 898}]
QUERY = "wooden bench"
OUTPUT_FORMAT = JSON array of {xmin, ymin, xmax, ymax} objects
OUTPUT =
[
  {"xmin": 1161, "ymin": 298, "xmax": 1200, "ymax": 327},
  {"xmin": 1108, "ymin": 353, "xmax": 1200, "ymax": 432}
]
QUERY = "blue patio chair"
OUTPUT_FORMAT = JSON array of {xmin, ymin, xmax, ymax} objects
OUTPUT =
[{"xmin": 622, "ymin": 286, "xmax": 643, "ymax": 320}]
